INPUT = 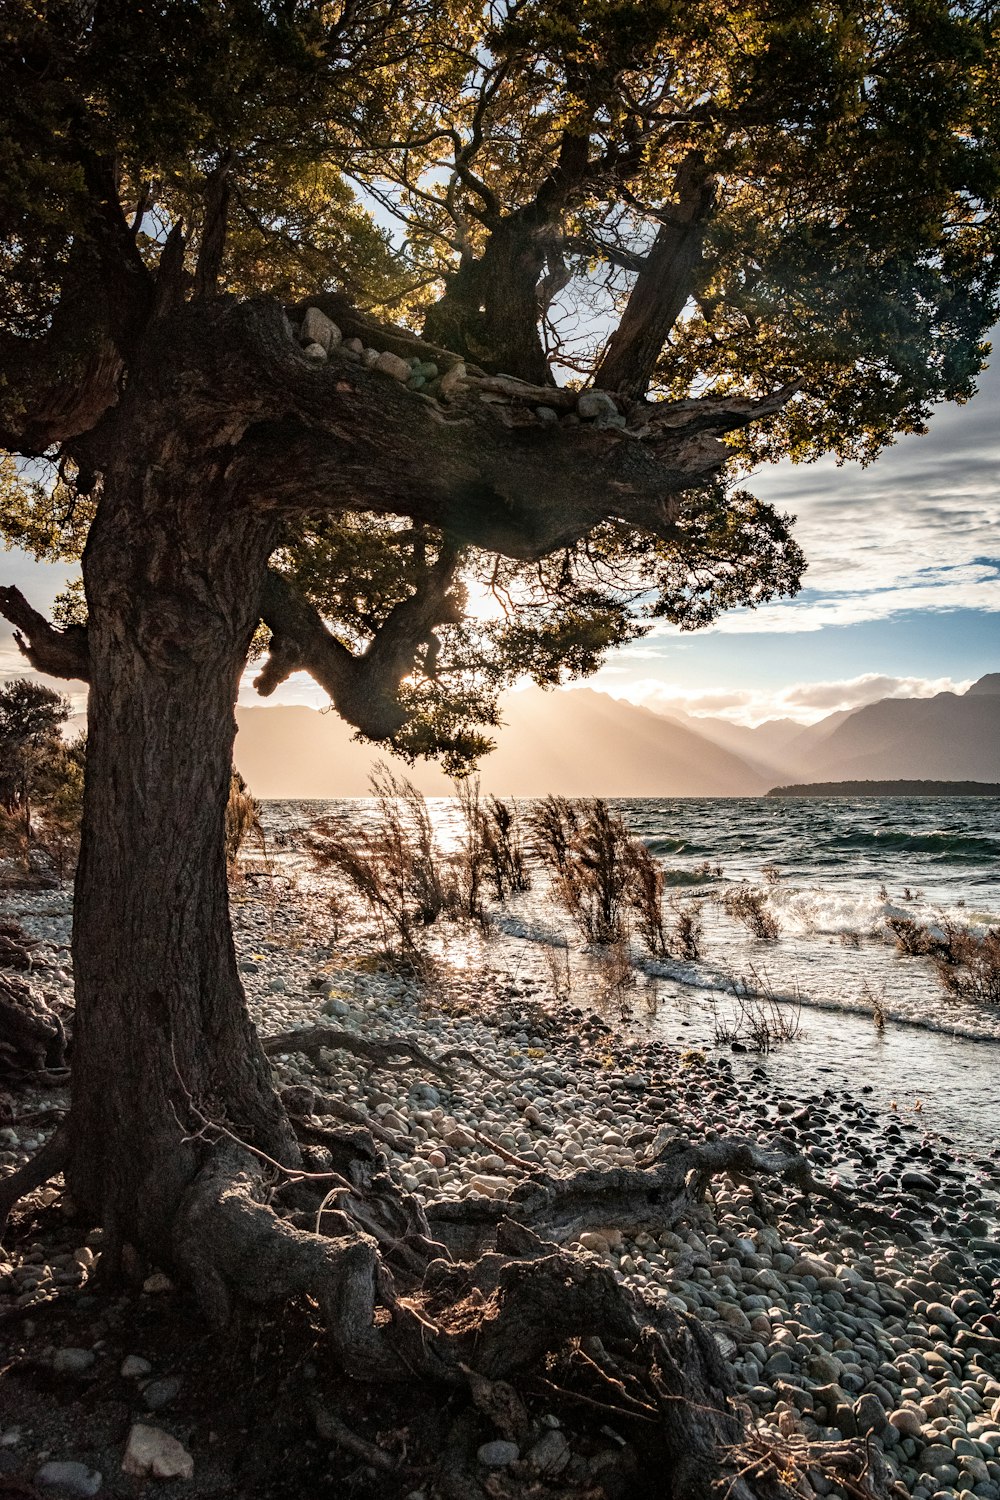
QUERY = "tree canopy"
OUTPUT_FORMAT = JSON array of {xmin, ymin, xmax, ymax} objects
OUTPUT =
[{"xmin": 3, "ymin": 0, "xmax": 996, "ymax": 766}]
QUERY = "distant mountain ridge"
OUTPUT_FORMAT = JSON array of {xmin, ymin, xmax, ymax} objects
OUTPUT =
[
  {"xmin": 235, "ymin": 688, "xmax": 772, "ymax": 798},
  {"xmin": 789, "ymin": 675, "xmax": 1000, "ymax": 785},
  {"xmin": 234, "ymin": 674, "xmax": 1000, "ymax": 798}
]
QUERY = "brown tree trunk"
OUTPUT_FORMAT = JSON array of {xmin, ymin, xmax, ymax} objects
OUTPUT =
[
  {"xmin": 67, "ymin": 451, "xmax": 296, "ymax": 1261},
  {"xmin": 423, "ymin": 220, "xmax": 554, "ymax": 384},
  {"xmin": 595, "ymin": 159, "xmax": 716, "ymax": 400}
]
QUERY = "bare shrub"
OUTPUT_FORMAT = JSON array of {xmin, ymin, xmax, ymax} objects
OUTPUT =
[
  {"xmin": 530, "ymin": 796, "xmax": 703, "ymax": 962},
  {"xmin": 540, "ymin": 937, "xmax": 573, "ymax": 1005},
  {"xmin": 886, "ymin": 916, "xmax": 933, "ymax": 955},
  {"xmin": 463, "ymin": 784, "xmax": 530, "ymax": 904},
  {"xmin": 225, "ymin": 769, "xmax": 265, "ymax": 872},
  {"xmin": 722, "ymin": 884, "xmax": 781, "ymax": 940},
  {"xmin": 626, "ymin": 838, "xmax": 667, "ymax": 956},
  {"xmin": 839, "ymin": 929, "xmax": 862, "ymax": 948},
  {"xmin": 761, "ymin": 862, "xmax": 781, "ymax": 884},
  {"xmin": 715, "ymin": 968, "xmax": 802, "ymax": 1051},
  {"xmin": 670, "ymin": 901, "xmax": 702, "ymax": 961},
  {"xmin": 570, "ymin": 799, "xmax": 633, "ymax": 945},
  {"xmin": 452, "ymin": 776, "xmax": 487, "ymax": 922},
  {"xmin": 528, "ymin": 794, "xmax": 579, "ymax": 877},
  {"xmin": 861, "ymin": 977, "xmax": 887, "ymax": 1029},
  {"xmin": 308, "ymin": 765, "xmax": 454, "ymax": 957},
  {"xmin": 592, "ymin": 939, "xmax": 637, "ymax": 1018},
  {"xmin": 528, "ymin": 795, "xmax": 631, "ymax": 945},
  {"xmin": 933, "ymin": 925, "xmax": 1000, "ymax": 1005}
]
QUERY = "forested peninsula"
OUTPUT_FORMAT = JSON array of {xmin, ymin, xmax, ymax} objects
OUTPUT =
[{"xmin": 767, "ymin": 780, "xmax": 1000, "ymax": 797}]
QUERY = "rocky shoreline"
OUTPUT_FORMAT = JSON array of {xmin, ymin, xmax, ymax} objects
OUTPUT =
[{"xmin": 1, "ymin": 870, "xmax": 999, "ymax": 1500}]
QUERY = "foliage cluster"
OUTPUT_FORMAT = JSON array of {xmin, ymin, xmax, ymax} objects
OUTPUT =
[{"xmin": 0, "ymin": 678, "xmax": 82, "ymax": 878}]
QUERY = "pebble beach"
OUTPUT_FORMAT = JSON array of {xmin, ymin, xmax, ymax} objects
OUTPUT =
[{"xmin": 1, "ymin": 834, "xmax": 999, "ymax": 1499}]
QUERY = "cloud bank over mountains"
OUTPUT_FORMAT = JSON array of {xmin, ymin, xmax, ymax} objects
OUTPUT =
[
  {"xmin": 234, "ymin": 675, "xmax": 1000, "ymax": 798},
  {"xmin": 612, "ymin": 673, "xmax": 974, "ymax": 726}
]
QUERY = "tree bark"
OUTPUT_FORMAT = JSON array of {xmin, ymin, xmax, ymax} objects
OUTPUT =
[
  {"xmin": 422, "ymin": 218, "xmax": 555, "ymax": 384},
  {"xmin": 595, "ymin": 159, "xmax": 716, "ymax": 399},
  {"xmin": 66, "ymin": 415, "xmax": 297, "ymax": 1261}
]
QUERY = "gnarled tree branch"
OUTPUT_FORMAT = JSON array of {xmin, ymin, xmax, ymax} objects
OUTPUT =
[
  {"xmin": 255, "ymin": 546, "xmax": 463, "ymax": 737},
  {"xmin": 193, "ymin": 302, "xmax": 797, "ymax": 559},
  {"xmin": 0, "ymin": 588, "xmax": 90, "ymax": 681}
]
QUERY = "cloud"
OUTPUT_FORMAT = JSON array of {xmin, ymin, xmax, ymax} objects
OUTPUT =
[
  {"xmin": 648, "ymin": 567, "xmax": 1000, "ymax": 635},
  {"xmin": 723, "ymin": 352, "xmax": 1000, "ymax": 630},
  {"xmin": 608, "ymin": 672, "xmax": 972, "ymax": 726}
]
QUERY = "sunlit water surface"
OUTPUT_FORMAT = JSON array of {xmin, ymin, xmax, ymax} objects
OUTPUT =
[{"xmin": 260, "ymin": 796, "xmax": 1000, "ymax": 1155}]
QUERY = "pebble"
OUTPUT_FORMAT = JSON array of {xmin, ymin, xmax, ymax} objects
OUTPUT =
[
  {"xmin": 122, "ymin": 1424, "xmax": 194, "ymax": 1481},
  {"xmin": 373, "ymin": 351, "xmax": 412, "ymax": 383},
  {"xmin": 34, "ymin": 1460, "xmax": 102, "ymax": 1497},
  {"xmin": 477, "ymin": 1440, "xmax": 519, "ymax": 1467},
  {"xmin": 121, "ymin": 1355, "xmax": 153, "ymax": 1378},
  {"xmin": 301, "ymin": 307, "xmax": 341, "ymax": 352},
  {"xmin": 438, "ymin": 362, "xmax": 467, "ymax": 398},
  {"xmin": 52, "ymin": 1348, "xmax": 95, "ymax": 1376},
  {"xmin": 142, "ymin": 1272, "xmax": 174, "ymax": 1295},
  {"xmin": 527, "ymin": 1429, "xmax": 570, "ymax": 1474},
  {"xmin": 142, "ymin": 1375, "xmax": 183, "ymax": 1411},
  {"xmin": 576, "ymin": 390, "xmax": 619, "ymax": 421}
]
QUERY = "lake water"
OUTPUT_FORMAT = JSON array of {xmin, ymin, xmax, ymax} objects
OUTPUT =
[{"xmin": 262, "ymin": 795, "xmax": 1000, "ymax": 1156}]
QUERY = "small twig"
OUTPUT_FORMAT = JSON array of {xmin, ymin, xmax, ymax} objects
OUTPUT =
[
  {"xmin": 535, "ymin": 1375, "xmax": 658, "ymax": 1424},
  {"xmin": 169, "ymin": 1042, "xmax": 350, "ymax": 1188},
  {"xmin": 470, "ymin": 1128, "xmax": 538, "ymax": 1173},
  {"xmin": 313, "ymin": 1403, "xmax": 419, "ymax": 1473},
  {"xmin": 315, "ymin": 1184, "xmax": 348, "ymax": 1236}
]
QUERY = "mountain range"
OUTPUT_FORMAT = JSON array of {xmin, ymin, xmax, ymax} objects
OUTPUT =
[{"xmin": 234, "ymin": 673, "xmax": 1000, "ymax": 798}]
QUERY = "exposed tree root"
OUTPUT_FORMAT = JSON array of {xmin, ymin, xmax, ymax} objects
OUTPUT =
[
  {"xmin": 0, "ymin": 923, "xmax": 37, "ymax": 973},
  {"xmin": 0, "ymin": 974, "xmax": 67, "ymax": 1082},
  {"xmin": 263, "ymin": 1025, "xmax": 456, "ymax": 1080},
  {"xmin": 0, "ymin": 1048, "xmax": 905, "ymax": 1497},
  {"xmin": 264, "ymin": 1025, "xmax": 523, "ymax": 1086},
  {"xmin": 0, "ymin": 1126, "xmax": 69, "ymax": 1237},
  {"xmin": 281, "ymin": 1082, "xmax": 410, "ymax": 1153},
  {"xmin": 162, "ymin": 1130, "xmax": 898, "ymax": 1500},
  {"xmin": 422, "ymin": 1134, "xmax": 915, "ymax": 1260},
  {"xmin": 313, "ymin": 1400, "xmax": 421, "ymax": 1475}
]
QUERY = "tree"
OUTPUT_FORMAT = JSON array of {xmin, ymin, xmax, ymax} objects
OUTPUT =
[
  {"xmin": 0, "ymin": 677, "xmax": 71, "ymax": 849},
  {"xmin": 0, "ymin": 2, "xmax": 997, "ymax": 1493}
]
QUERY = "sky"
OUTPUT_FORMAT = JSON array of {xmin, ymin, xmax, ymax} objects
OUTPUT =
[
  {"xmin": 2, "ymin": 337, "xmax": 998, "ymax": 729},
  {"xmin": 587, "ymin": 341, "xmax": 1000, "ymax": 724}
]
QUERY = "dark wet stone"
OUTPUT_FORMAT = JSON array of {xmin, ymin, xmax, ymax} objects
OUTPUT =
[{"xmin": 900, "ymin": 1169, "xmax": 937, "ymax": 1192}]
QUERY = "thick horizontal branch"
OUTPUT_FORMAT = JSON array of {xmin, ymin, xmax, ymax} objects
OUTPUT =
[
  {"xmin": 169, "ymin": 302, "xmax": 797, "ymax": 560},
  {"xmin": 0, "ymin": 588, "xmax": 90, "ymax": 682}
]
